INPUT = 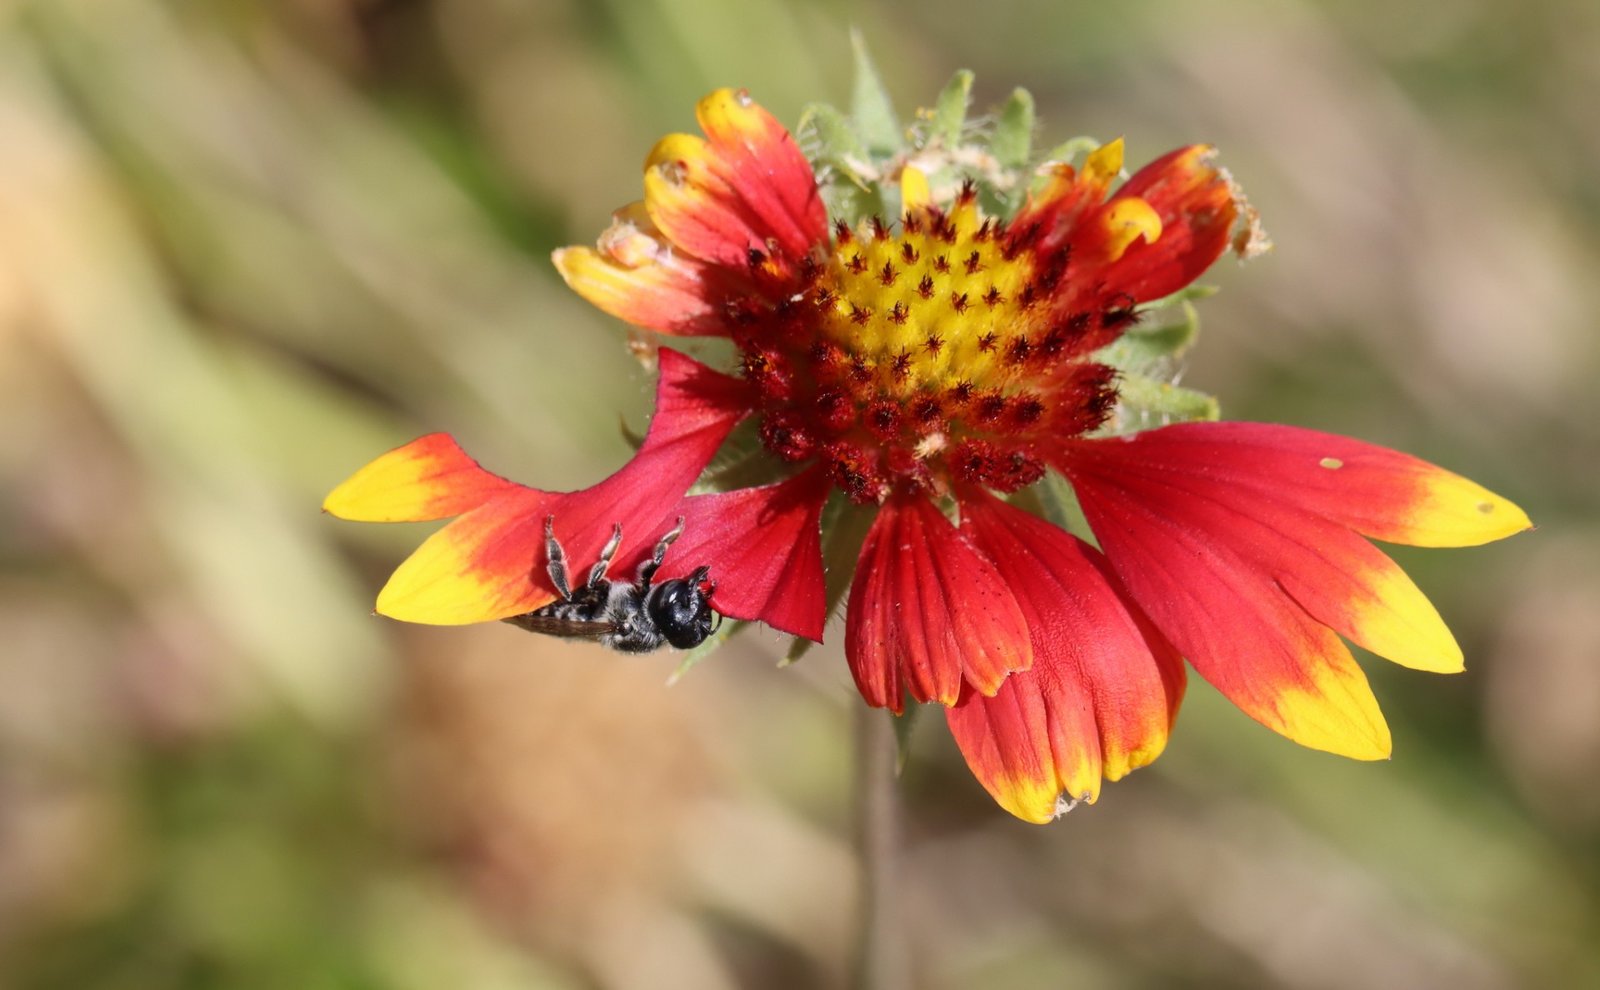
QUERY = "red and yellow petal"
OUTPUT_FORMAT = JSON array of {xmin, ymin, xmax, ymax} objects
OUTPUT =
[
  {"xmin": 642, "ymin": 88, "xmax": 825, "ymax": 270},
  {"xmin": 1080, "ymin": 422, "xmax": 1531, "ymax": 548},
  {"xmin": 373, "ymin": 350, "xmax": 753, "ymax": 624},
  {"xmin": 553, "ymin": 204, "xmax": 740, "ymax": 337},
  {"xmin": 1064, "ymin": 434, "xmax": 1467, "ymax": 673},
  {"xmin": 845, "ymin": 494, "xmax": 1032, "ymax": 713},
  {"xmin": 662, "ymin": 469, "xmax": 831, "ymax": 641},
  {"xmin": 323, "ymin": 433, "xmax": 521, "ymax": 522},
  {"xmin": 1061, "ymin": 439, "xmax": 1396, "ymax": 759},
  {"xmin": 946, "ymin": 491, "xmax": 1185, "ymax": 822},
  {"xmin": 1087, "ymin": 144, "xmax": 1239, "ymax": 304},
  {"xmin": 1011, "ymin": 138, "xmax": 1126, "ymax": 255}
]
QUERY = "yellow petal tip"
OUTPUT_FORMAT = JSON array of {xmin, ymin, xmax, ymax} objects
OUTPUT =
[{"xmin": 1085, "ymin": 137, "xmax": 1125, "ymax": 183}]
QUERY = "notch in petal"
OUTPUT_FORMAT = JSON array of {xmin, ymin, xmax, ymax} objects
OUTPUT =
[
  {"xmin": 1065, "ymin": 429, "xmax": 1469, "ymax": 674},
  {"xmin": 1063, "ymin": 441, "xmax": 1395, "ymax": 759},
  {"xmin": 844, "ymin": 494, "xmax": 1032, "ymax": 713},
  {"xmin": 947, "ymin": 491, "xmax": 1185, "ymax": 823}
]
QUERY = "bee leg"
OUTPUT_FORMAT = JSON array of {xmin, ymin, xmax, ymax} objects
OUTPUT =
[
  {"xmin": 587, "ymin": 523, "xmax": 624, "ymax": 589},
  {"xmin": 636, "ymin": 516, "xmax": 686, "ymax": 587},
  {"xmin": 544, "ymin": 515, "xmax": 572, "ymax": 600}
]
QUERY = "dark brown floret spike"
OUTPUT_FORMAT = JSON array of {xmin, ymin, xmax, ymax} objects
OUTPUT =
[
  {"xmin": 912, "ymin": 394, "xmax": 943, "ymax": 423},
  {"xmin": 814, "ymin": 388, "xmax": 856, "ymax": 433},
  {"xmin": 950, "ymin": 439, "xmax": 995, "ymax": 486},
  {"xmin": 917, "ymin": 274, "xmax": 935, "ymax": 299},
  {"xmin": 993, "ymin": 450, "xmax": 1045, "ymax": 492},
  {"xmin": 1005, "ymin": 336, "xmax": 1032, "ymax": 364},
  {"xmin": 849, "ymin": 304, "xmax": 872, "ymax": 326},
  {"xmin": 900, "ymin": 241, "xmax": 920, "ymax": 265},
  {"xmin": 870, "ymin": 216, "xmax": 890, "ymax": 241},
  {"xmin": 760, "ymin": 411, "xmax": 815, "ymax": 461},
  {"xmin": 982, "ymin": 286, "xmax": 1004, "ymax": 307},
  {"xmin": 956, "ymin": 179, "xmax": 978, "ymax": 206},
  {"xmin": 1100, "ymin": 291, "xmax": 1139, "ymax": 332},
  {"xmin": 809, "ymin": 339, "xmax": 848, "ymax": 379},
  {"xmin": 903, "ymin": 213, "xmax": 923, "ymax": 235},
  {"xmin": 964, "ymin": 251, "xmax": 984, "ymax": 275},
  {"xmin": 933, "ymin": 255, "xmax": 951, "ymax": 274},
  {"xmin": 923, "ymin": 334, "xmax": 944, "ymax": 356},
  {"xmin": 976, "ymin": 393, "xmax": 1007, "ymax": 423},
  {"xmin": 1000, "ymin": 220, "xmax": 1040, "ymax": 260},
  {"xmin": 890, "ymin": 350, "xmax": 913, "ymax": 381},
  {"xmin": 878, "ymin": 261, "xmax": 899, "ymax": 287},
  {"xmin": 826, "ymin": 442, "xmax": 884, "ymax": 505},
  {"xmin": 889, "ymin": 301, "xmax": 909, "ymax": 325},
  {"xmin": 1009, "ymin": 395, "xmax": 1045, "ymax": 427},
  {"xmin": 865, "ymin": 400, "xmax": 902, "ymax": 441},
  {"xmin": 976, "ymin": 331, "xmax": 997, "ymax": 353},
  {"xmin": 847, "ymin": 253, "xmax": 867, "ymax": 274},
  {"xmin": 1037, "ymin": 326, "xmax": 1070, "ymax": 360},
  {"xmin": 951, "ymin": 292, "xmax": 969, "ymax": 314},
  {"xmin": 834, "ymin": 220, "xmax": 853, "ymax": 243}
]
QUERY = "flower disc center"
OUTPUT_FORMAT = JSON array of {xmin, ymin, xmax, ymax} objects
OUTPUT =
[{"xmin": 741, "ymin": 193, "xmax": 1120, "ymax": 503}]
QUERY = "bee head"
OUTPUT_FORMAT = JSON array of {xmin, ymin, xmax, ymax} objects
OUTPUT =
[{"xmin": 647, "ymin": 565, "xmax": 717, "ymax": 649}]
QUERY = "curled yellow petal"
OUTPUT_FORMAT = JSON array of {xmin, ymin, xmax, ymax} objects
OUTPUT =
[{"xmin": 1100, "ymin": 197, "xmax": 1162, "ymax": 261}]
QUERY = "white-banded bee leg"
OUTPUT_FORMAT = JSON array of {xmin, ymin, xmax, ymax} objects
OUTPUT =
[
  {"xmin": 637, "ymin": 516, "xmax": 686, "ymax": 586},
  {"xmin": 543, "ymin": 516, "xmax": 572, "ymax": 600},
  {"xmin": 587, "ymin": 523, "xmax": 624, "ymax": 589}
]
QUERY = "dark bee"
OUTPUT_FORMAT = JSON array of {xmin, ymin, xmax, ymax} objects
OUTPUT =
[{"xmin": 504, "ymin": 516, "xmax": 719, "ymax": 653}]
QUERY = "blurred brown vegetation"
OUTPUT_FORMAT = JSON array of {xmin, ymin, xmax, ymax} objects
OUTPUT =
[{"xmin": 1, "ymin": 1, "xmax": 1596, "ymax": 987}]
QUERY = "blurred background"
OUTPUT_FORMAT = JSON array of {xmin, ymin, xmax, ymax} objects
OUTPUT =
[{"xmin": 2, "ymin": 0, "xmax": 1596, "ymax": 987}]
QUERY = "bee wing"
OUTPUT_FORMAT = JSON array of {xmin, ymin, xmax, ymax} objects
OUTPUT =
[{"xmin": 503, "ymin": 613, "xmax": 617, "ymax": 641}]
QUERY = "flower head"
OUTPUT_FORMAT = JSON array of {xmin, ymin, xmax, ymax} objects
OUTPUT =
[{"xmin": 326, "ymin": 81, "xmax": 1530, "ymax": 823}]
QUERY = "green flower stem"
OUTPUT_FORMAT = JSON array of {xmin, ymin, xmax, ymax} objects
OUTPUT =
[{"xmin": 853, "ymin": 705, "xmax": 909, "ymax": 990}]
